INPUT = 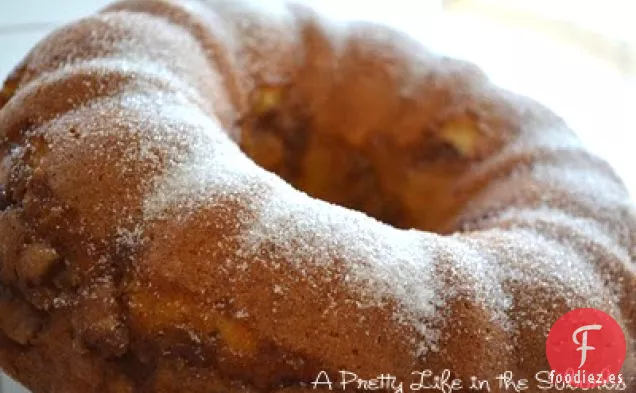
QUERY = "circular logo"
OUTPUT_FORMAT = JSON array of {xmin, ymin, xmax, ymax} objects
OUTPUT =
[{"xmin": 546, "ymin": 308, "xmax": 626, "ymax": 388}]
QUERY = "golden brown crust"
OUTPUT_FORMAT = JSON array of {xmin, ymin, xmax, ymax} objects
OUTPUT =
[{"xmin": 0, "ymin": 0, "xmax": 634, "ymax": 392}]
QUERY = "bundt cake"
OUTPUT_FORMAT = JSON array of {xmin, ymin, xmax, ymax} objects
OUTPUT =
[{"xmin": 0, "ymin": 0, "xmax": 634, "ymax": 392}]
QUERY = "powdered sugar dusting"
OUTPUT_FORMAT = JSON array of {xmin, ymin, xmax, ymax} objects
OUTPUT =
[
  {"xmin": 141, "ymin": 104, "xmax": 268, "ymax": 220},
  {"xmin": 143, "ymin": 111, "xmax": 446, "ymax": 353},
  {"xmin": 482, "ymin": 206, "xmax": 634, "ymax": 303},
  {"xmin": 238, "ymin": 183, "xmax": 444, "ymax": 354}
]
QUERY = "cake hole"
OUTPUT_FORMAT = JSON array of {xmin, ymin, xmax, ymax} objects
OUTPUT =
[
  {"xmin": 240, "ymin": 120, "xmax": 409, "ymax": 230},
  {"xmin": 238, "ymin": 99, "xmax": 479, "ymax": 233},
  {"xmin": 68, "ymin": 127, "xmax": 80, "ymax": 139},
  {"xmin": 0, "ymin": 185, "xmax": 9, "ymax": 211}
]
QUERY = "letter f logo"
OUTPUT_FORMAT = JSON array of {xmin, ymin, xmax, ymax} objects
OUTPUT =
[
  {"xmin": 546, "ymin": 308, "xmax": 626, "ymax": 388},
  {"xmin": 572, "ymin": 324, "xmax": 602, "ymax": 368}
]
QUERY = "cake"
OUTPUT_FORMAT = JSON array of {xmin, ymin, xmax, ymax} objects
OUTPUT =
[{"xmin": 0, "ymin": 0, "xmax": 634, "ymax": 392}]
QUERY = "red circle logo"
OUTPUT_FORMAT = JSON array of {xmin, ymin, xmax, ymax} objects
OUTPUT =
[{"xmin": 546, "ymin": 308, "xmax": 626, "ymax": 388}]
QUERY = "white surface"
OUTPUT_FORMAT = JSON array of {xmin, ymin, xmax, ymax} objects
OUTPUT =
[
  {"xmin": 0, "ymin": 0, "xmax": 112, "ymax": 26},
  {"xmin": 0, "ymin": 0, "xmax": 634, "ymax": 392},
  {"xmin": 476, "ymin": 0, "xmax": 636, "ymax": 42}
]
